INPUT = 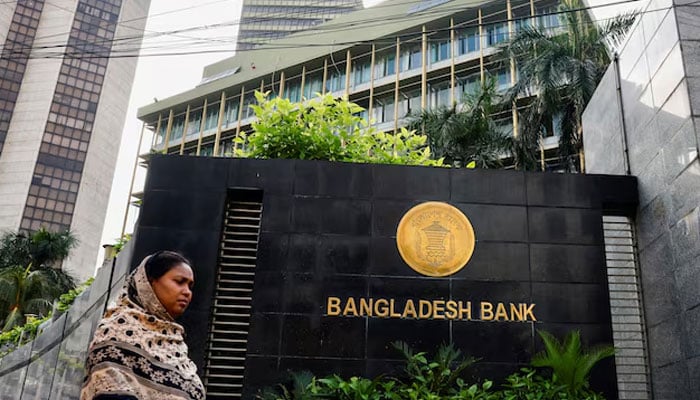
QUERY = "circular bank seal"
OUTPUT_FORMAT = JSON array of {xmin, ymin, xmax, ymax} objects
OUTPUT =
[{"xmin": 396, "ymin": 202, "xmax": 475, "ymax": 277}]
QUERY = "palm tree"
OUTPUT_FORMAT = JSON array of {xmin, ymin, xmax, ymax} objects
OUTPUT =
[
  {"xmin": 502, "ymin": 0, "xmax": 637, "ymax": 171},
  {"xmin": 532, "ymin": 330, "xmax": 615, "ymax": 395},
  {"xmin": 0, "ymin": 228, "xmax": 77, "ymax": 270},
  {"xmin": 0, "ymin": 228, "xmax": 77, "ymax": 331},
  {"xmin": 0, "ymin": 265, "xmax": 75, "ymax": 330},
  {"xmin": 407, "ymin": 77, "xmax": 511, "ymax": 168}
]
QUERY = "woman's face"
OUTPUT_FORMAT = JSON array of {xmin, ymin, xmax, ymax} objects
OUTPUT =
[{"xmin": 151, "ymin": 263, "xmax": 195, "ymax": 318}]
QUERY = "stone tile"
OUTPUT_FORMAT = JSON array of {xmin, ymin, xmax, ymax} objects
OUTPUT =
[
  {"xmin": 638, "ymin": 234, "xmax": 681, "ymax": 325},
  {"xmin": 674, "ymin": 253, "xmax": 700, "ymax": 311},
  {"xmin": 682, "ymin": 305, "xmax": 700, "ymax": 357},
  {"xmin": 647, "ymin": 318, "xmax": 684, "ymax": 367},
  {"xmin": 669, "ymin": 159, "xmax": 700, "ymax": 222},
  {"xmin": 650, "ymin": 43, "xmax": 685, "ymax": 109},
  {"xmin": 663, "ymin": 118, "xmax": 697, "ymax": 183},
  {"xmin": 656, "ymin": 79, "xmax": 691, "ymax": 136},
  {"xmin": 644, "ymin": 11, "xmax": 679, "ymax": 78},
  {"xmin": 634, "ymin": 152, "xmax": 666, "ymax": 208},
  {"xmin": 680, "ymin": 40, "xmax": 700, "ymax": 78},
  {"xmin": 675, "ymin": 4, "xmax": 700, "ymax": 41},
  {"xmin": 636, "ymin": 191, "xmax": 672, "ymax": 248},
  {"xmin": 618, "ymin": 21, "xmax": 647, "ymax": 79},
  {"xmin": 652, "ymin": 360, "xmax": 691, "ymax": 400},
  {"xmin": 669, "ymin": 207, "xmax": 700, "ymax": 272},
  {"xmin": 640, "ymin": 5, "xmax": 669, "ymax": 43}
]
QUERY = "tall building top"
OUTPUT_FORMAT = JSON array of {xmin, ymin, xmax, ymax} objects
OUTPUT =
[{"xmin": 237, "ymin": 0, "xmax": 364, "ymax": 50}]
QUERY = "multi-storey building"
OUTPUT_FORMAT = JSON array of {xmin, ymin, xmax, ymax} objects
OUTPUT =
[
  {"xmin": 237, "ymin": 0, "xmax": 363, "ymax": 50},
  {"xmin": 0, "ymin": 0, "xmax": 151, "ymax": 280},
  {"xmin": 138, "ymin": 0, "xmax": 565, "ymax": 165}
]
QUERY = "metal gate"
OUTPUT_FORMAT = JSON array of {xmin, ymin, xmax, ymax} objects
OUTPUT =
[
  {"xmin": 204, "ymin": 193, "xmax": 263, "ymax": 399},
  {"xmin": 602, "ymin": 215, "xmax": 651, "ymax": 399}
]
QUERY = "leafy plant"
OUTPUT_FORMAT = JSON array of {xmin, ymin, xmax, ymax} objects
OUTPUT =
[
  {"xmin": 113, "ymin": 234, "xmax": 132, "ymax": 254},
  {"xmin": 235, "ymin": 92, "xmax": 443, "ymax": 167},
  {"xmin": 530, "ymin": 330, "xmax": 614, "ymax": 396}
]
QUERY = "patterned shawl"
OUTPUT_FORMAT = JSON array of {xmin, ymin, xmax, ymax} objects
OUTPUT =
[{"xmin": 81, "ymin": 257, "xmax": 205, "ymax": 400}]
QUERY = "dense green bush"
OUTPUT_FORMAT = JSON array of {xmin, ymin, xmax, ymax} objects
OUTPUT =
[
  {"xmin": 258, "ymin": 331, "xmax": 612, "ymax": 400},
  {"xmin": 234, "ymin": 92, "xmax": 443, "ymax": 167}
]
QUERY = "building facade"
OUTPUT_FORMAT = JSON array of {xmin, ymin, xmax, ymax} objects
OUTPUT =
[
  {"xmin": 139, "ymin": 0, "xmax": 565, "ymax": 168},
  {"xmin": 0, "ymin": 0, "xmax": 151, "ymax": 280},
  {"xmin": 237, "ymin": 0, "xmax": 363, "ymax": 50},
  {"xmin": 583, "ymin": 0, "xmax": 700, "ymax": 398}
]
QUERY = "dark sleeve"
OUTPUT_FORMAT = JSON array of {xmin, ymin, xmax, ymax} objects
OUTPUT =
[{"xmin": 93, "ymin": 395, "xmax": 138, "ymax": 400}]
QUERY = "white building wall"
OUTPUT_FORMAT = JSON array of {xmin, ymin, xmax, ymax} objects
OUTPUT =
[
  {"xmin": 0, "ymin": 0, "xmax": 77, "ymax": 231},
  {"xmin": 66, "ymin": 0, "xmax": 152, "ymax": 280}
]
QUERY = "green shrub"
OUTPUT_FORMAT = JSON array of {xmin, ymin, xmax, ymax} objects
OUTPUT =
[{"xmin": 235, "ymin": 92, "xmax": 443, "ymax": 167}]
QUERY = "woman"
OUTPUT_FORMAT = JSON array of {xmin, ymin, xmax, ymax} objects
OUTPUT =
[{"xmin": 81, "ymin": 251, "xmax": 205, "ymax": 400}]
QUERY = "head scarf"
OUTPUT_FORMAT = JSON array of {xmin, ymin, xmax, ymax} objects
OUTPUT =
[{"xmin": 81, "ymin": 256, "xmax": 205, "ymax": 400}]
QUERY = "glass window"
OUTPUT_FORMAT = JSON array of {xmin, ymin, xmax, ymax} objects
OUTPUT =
[
  {"xmin": 170, "ymin": 114, "xmax": 185, "ymax": 141},
  {"xmin": 187, "ymin": 109, "xmax": 202, "ymax": 135},
  {"xmin": 458, "ymin": 28, "xmax": 480, "ymax": 54},
  {"xmin": 326, "ymin": 70, "xmax": 345, "ymax": 93},
  {"xmin": 430, "ymin": 40, "xmax": 450, "ymax": 63},
  {"xmin": 304, "ymin": 77, "xmax": 322, "ymax": 99},
  {"xmin": 286, "ymin": 82, "xmax": 301, "ymax": 102},
  {"xmin": 354, "ymin": 62, "xmax": 370, "ymax": 86},
  {"xmin": 204, "ymin": 105, "xmax": 219, "ymax": 132},
  {"xmin": 487, "ymin": 23, "xmax": 509, "ymax": 47},
  {"xmin": 223, "ymin": 98, "xmax": 239, "ymax": 129}
]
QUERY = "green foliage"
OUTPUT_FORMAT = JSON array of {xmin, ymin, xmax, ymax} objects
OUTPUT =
[
  {"xmin": 258, "ymin": 332, "xmax": 613, "ymax": 400},
  {"xmin": 113, "ymin": 234, "xmax": 132, "ymax": 254},
  {"xmin": 531, "ymin": 330, "xmax": 614, "ymax": 396},
  {"xmin": 502, "ymin": 0, "xmax": 637, "ymax": 171},
  {"xmin": 407, "ymin": 78, "xmax": 511, "ymax": 169},
  {"xmin": 235, "ymin": 92, "xmax": 443, "ymax": 167},
  {"xmin": 0, "ymin": 277, "xmax": 92, "ymax": 355}
]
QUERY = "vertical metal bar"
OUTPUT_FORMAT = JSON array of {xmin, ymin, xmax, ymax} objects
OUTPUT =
[
  {"xmin": 345, "ymin": 49, "xmax": 352, "ymax": 97},
  {"xmin": 421, "ymin": 26, "xmax": 427, "ymax": 110},
  {"xmin": 368, "ymin": 44, "xmax": 375, "ymax": 126},
  {"xmin": 120, "ymin": 123, "xmax": 146, "ymax": 238},
  {"xmin": 322, "ymin": 59, "xmax": 328, "ymax": 95},
  {"xmin": 152, "ymin": 113, "xmax": 162, "ymax": 148},
  {"xmin": 450, "ymin": 18, "xmax": 456, "ymax": 105},
  {"xmin": 163, "ymin": 109, "xmax": 174, "ymax": 153},
  {"xmin": 180, "ymin": 105, "xmax": 190, "ymax": 155},
  {"xmin": 279, "ymin": 71, "xmax": 285, "ymax": 98},
  {"xmin": 478, "ymin": 9, "xmax": 485, "ymax": 85},
  {"xmin": 507, "ymin": 0, "xmax": 519, "ymax": 138},
  {"xmin": 394, "ymin": 37, "xmax": 401, "ymax": 125},
  {"xmin": 300, "ymin": 65, "xmax": 306, "ymax": 100},
  {"xmin": 213, "ymin": 91, "xmax": 226, "ymax": 156},
  {"xmin": 234, "ymin": 86, "xmax": 246, "ymax": 152},
  {"xmin": 197, "ymin": 99, "xmax": 207, "ymax": 156},
  {"xmin": 259, "ymin": 79, "xmax": 264, "ymax": 93}
]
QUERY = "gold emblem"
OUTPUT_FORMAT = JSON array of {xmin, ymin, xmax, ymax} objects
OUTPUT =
[{"xmin": 396, "ymin": 202, "xmax": 475, "ymax": 277}]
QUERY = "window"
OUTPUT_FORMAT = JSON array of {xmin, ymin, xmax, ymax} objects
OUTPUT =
[
  {"xmin": 458, "ymin": 28, "xmax": 480, "ymax": 54},
  {"xmin": 304, "ymin": 77, "xmax": 322, "ymax": 99},
  {"xmin": 187, "ymin": 109, "xmax": 202, "ymax": 135},
  {"xmin": 223, "ymin": 98, "xmax": 239, "ymax": 129},
  {"xmin": 354, "ymin": 62, "xmax": 371, "ymax": 86},
  {"xmin": 204, "ymin": 105, "xmax": 219, "ymax": 132},
  {"xmin": 400, "ymin": 46, "xmax": 422, "ymax": 72},
  {"xmin": 286, "ymin": 82, "xmax": 301, "ymax": 102},
  {"xmin": 326, "ymin": 70, "xmax": 345, "ymax": 93},
  {"xmin": 486, "ymin": 23, "xmax": 509, "ymax": 46},
  {"xmin": 170, "ymin": 114, "xmax": 185, "ymax": 141},
  {"xmin": 430, "ymin": 39, "xmax": 450, "ymax": 63}
]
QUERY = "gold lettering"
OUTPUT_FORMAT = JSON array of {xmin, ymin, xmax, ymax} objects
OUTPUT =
[
  {"xmin": 458, "ymin": 301, "xmax": 472, "ymax": 320},
  {"xmin": 419, "ymin": 300, "xmax": 433, "ymax": 318},
  {"xmin": 327, "ymin": 297, "xmax": 341, "ymax": 316},
  {"xmin": 375, "ymin": 299, "xmax": 389, "ymax": 317},
  {"xmin": 495, "ymin": 303, "xmax": 509, "ymax": 321},
  {"xmin": 521, "ymin": 303, "xmax": 536, "ymax": 321},
  {"xmin": 432, "ymin": 300, "xmax": 446, "ymax": 319},
  {"xmin": 403, "ymin": 300, "xmax": 417, "ymax": 319},
  {"xmin": 480, "ymin": 302, "xmax": 494, "ymax": 321},
  {"xmin": 510, "ymin": 303, "xmax": 522, "ymax": 321},
  {"xmin": 389, "ymin": 299, "xmax": 402, "ymax": 317},
  {"xmin": 445, "ymin": 300, "xmax": 458, "ymax": 319},
  {"xmin": 343, "ymin": 297, "xmax": 357, "ymax": 316},
  {"xmin": 359, "ymin": 298, "xmax": 373, "ymax": 317}
]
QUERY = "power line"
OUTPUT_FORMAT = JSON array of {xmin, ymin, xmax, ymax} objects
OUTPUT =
[
  {"xmin": 9, "ymin": 0, "xmax": 649, "ymax": 61},
  {"xmin": 0, "ymin": 0, "xmax": 645, "ymax": 58}
]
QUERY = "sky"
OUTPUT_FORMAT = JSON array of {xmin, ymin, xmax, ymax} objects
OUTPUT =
[{"xmin": 99, "ymin": 0, "xmax": 384, "ymax": 267}]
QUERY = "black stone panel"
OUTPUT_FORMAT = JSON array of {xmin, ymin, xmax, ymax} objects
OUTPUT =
[
  {"xmin": 133, "ymin": 156, "xmax": 639, "ymax": 397},
  {"xmin": 451, "ymin": 168, "xmax": 526, "ymax": 205},
  {"xmin": 530, "ymin": 244, "xmax": 607, "ymax": 283},
  {"xmin": 281, "ymin": 314, "xmax": 366, "ymax": 358},
  {"xmin": 528, "ymin": 207, "xmax": 604, "ymax": 245},
  {"xmin": 147, "ymin": 154, "xmax": 229, "ymax": 193},
  {"xmin": 452, "ymin": 321, "xmax": 534, "ymax": 363},
  {"xmin": 295, "ymin": 160, "xmax": 373, "ymax": 198},
  {"xmin": 525, "ymin": 172, "xmax": 598, "ymax": 208},
  {"xmin": 138, "ymin": 190, "xmax": 226, "ymax": 231},
  {"xmin": 531, "ymin": 283, "xmax": 611, "ymax": 324},
  {"xmin": 366, "ymin": 318, "xmax": 451, "ymax": 359},
  {"xmin": 454, "ymin": 203, "xmax": 529, "ymax": 243},
  {"xmin": 372, "ymin": 164, "xmax": 450, "ymax": 201},
  {"xmin": 453, "ymin": 242, "xmax": 530, "ymax": 281},
  {"xmin": 283, "ymin": 273, "xmax": 367, "ymax": 315},
  {"xmin": 229, "ymin": 158, "xmax": 295, "ymax": 195}
]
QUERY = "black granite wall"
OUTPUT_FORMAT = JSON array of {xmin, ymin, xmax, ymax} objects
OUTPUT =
[{"xmin": 132, "ymin": 155, "xmax": 638, "ymax": 399}]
